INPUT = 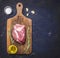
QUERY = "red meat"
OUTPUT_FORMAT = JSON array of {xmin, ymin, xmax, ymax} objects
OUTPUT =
[{"xmin": 12, "ymin": 24, "xmax": 25, "ymax": 44}]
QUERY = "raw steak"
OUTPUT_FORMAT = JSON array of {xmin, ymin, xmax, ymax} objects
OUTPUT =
[{"xmin": 12, "ymin": 24, "xmax": 25, "ymax": 44}]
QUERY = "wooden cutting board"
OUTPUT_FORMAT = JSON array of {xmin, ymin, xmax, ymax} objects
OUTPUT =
[{"xmin": 7, "ymin": 3, "xmax": 32, "ymax": 54}]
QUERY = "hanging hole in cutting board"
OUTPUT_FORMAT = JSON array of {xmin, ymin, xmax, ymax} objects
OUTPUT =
[{"xmin": 18, "ymin": 4, "xmax": 21, "ymax": 7}]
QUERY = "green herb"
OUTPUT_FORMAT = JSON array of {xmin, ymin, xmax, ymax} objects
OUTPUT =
[
  {"xmin": 8, "ymin": 25, "xmax": 14, "ymax": 44},
  {"xmin": 24, "ymin": 26, "xmax": 30, "ymax": 53},
  {"xmin": 8, "ymin": 31, "xmax": 14, "ymax": 44}
]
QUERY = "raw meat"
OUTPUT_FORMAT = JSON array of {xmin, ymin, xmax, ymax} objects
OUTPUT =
[{"xmin": 12, "ymin": 24, "xmax": 25, "ymax": 44}]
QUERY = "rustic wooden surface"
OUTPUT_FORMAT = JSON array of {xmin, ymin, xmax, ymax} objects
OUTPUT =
[{"xmin": 7, "ymin": 3, "xmax": 32, "ymax": 54}]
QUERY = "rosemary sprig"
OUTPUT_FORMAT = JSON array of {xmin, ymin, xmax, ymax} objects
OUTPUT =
[
  {"xmin": 24, "ymin": 26, "xmax": 31, "ymax": 53},
  {"xmin": 8, "ymin": 25, "xmax": 14, "ymax": 44},
  {"xmin": 8, "ymin": 31, "xmax": 14, "ymax": 44}
]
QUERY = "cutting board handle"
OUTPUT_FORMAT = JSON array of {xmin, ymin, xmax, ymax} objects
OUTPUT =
[{"xmin": 16, "ymin": 3, "xmax": 23, "ymax": 16}]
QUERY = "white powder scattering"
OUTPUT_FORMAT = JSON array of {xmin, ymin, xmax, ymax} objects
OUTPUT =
[{"xmin": 48, "ymin": 32, "xmax": 52, "ymax": 36}]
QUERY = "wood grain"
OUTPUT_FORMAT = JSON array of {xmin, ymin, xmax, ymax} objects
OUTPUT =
[{"xmin": 7, "ymin": 3, "xmax": 32, "ymax": 54}]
